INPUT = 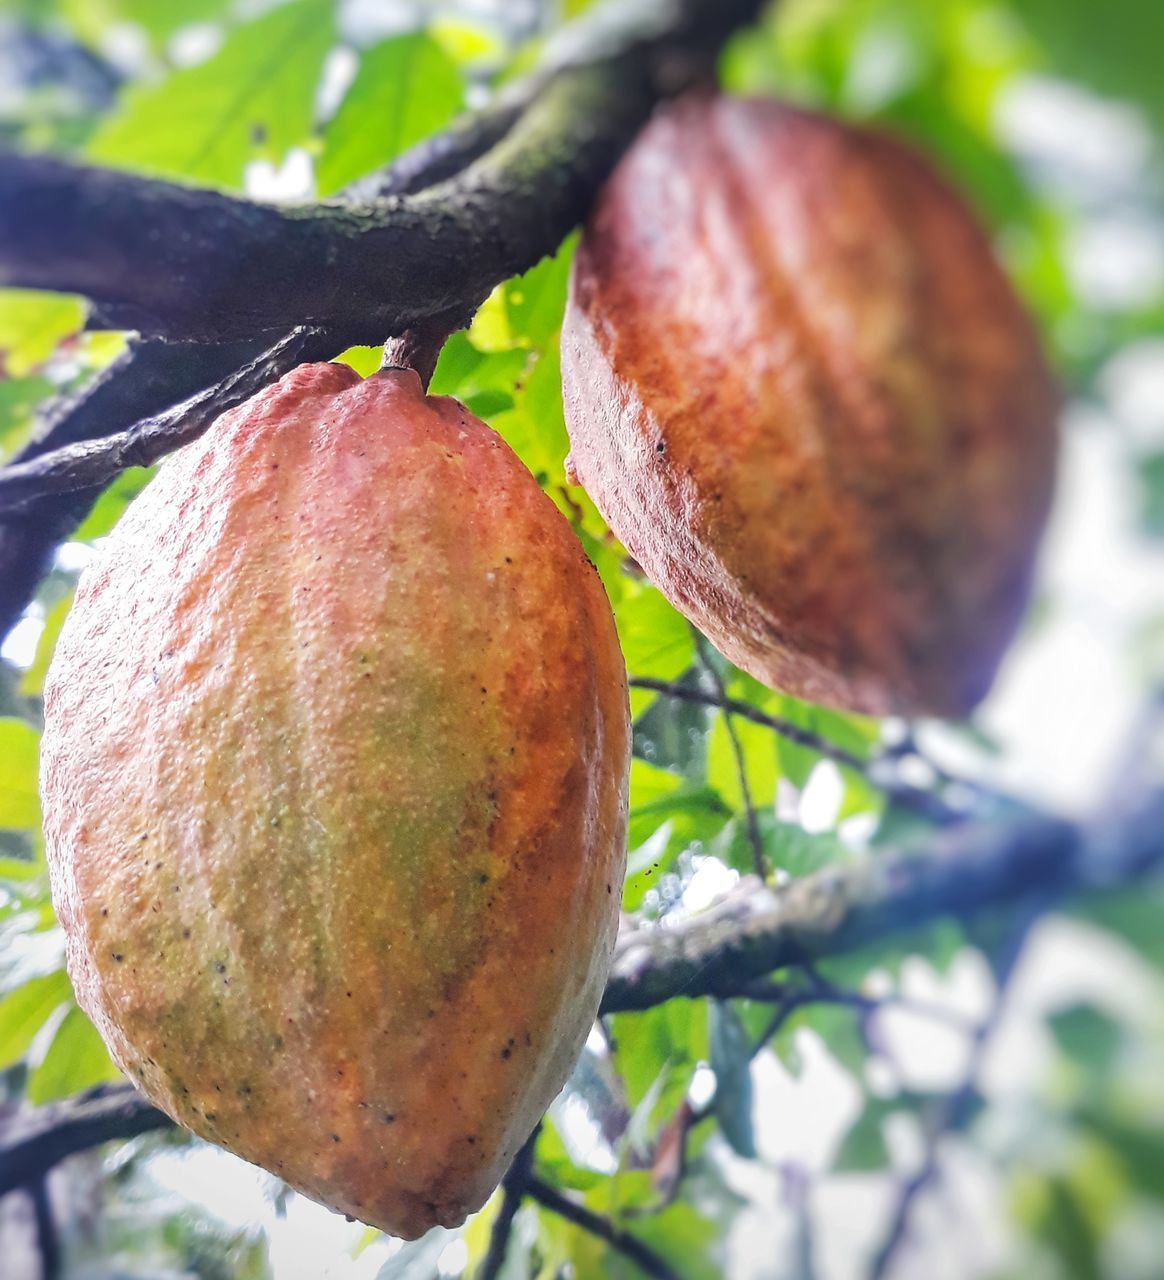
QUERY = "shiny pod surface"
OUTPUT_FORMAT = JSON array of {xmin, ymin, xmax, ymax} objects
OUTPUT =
[
  {"xmin": 41, "ymin": 363, "xmax": 630, "ymax": 1238},
  {"xmin": 562, "ymin": 94, "xmax": 1059, "ymax": 716}
]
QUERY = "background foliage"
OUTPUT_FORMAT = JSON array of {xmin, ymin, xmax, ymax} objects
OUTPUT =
[{"xmin": 1, "ymin": 0, "xmax": 1162, "ymax": 1276}]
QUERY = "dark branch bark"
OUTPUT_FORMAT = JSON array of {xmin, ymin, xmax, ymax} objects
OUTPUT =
[
  {"xmin": 0, "ymin": 327, "xmax": 348, "ymax": 510},
  {"xmin": 0, "ymin": 0, "xmax": 767, "ymax": 636},
  {"xmin": 0, "ymin": 0, "xmax": 764, "ymax": 343},
  {"xmin": 0, "ymin": 334, "xmax": 275, "ymax": 638},
  {"xmin": 603, "ymin": 763, "xmax": 1164, "ymax": 1012},
  {"xmin": 0, "ymin": 1084, "xmax": 172, "ymax": 1197}
]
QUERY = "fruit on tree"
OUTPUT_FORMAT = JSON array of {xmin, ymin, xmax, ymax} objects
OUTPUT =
[
  {"xmin": 40, "ymin": 363, "xmax": 630, "ymax": 1239},
  {"xmin": 561, "ymin": 94, "xmax": 1059, "ymax": 717}
]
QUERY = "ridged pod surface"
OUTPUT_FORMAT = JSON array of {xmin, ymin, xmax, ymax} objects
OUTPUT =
[
  {"xmin": 40, "ymin": 363, "xmax": 630, "ymax": 1238},
  {"xmin": 562, "ymin": 94, "xmax": 1059, "ymax": 717}
]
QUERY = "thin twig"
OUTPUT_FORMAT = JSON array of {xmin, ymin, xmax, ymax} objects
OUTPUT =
[
  {"xmin": 867, "ymin": 909, "xmax": 1037, "ymax": 1280},
  {"xmin": 527, "ymin": 1177, "xmax": 683, "ymax": 1280},
  {"xmin": 477, "ymin": 1126, "xmax": 539, "ymax": 1280},
  {"xmin": 0, "ymin": 327, "xmax": 345, "ymax": 509},
  {"xmin": 628, "ymin": 676, "xmax": 963, "ymax": 825},
  {"xmin": 696, "ymin": 639, "xmax": 769, "ymax": 879}
]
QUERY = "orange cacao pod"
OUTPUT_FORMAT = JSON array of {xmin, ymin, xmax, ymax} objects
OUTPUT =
[
  {"xmin": 40, "ymin": 363, "xmax": 630, "ymax": 1238},
  {"xmin": 561, "ymin": 95, "xmax": 1059, "ymax": 716}
]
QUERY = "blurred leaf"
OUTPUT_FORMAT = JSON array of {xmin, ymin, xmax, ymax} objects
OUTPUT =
[
  {"xmin": 1031, "ymin": 1176, "xmax": 1101, "ymax": 1280},
  {"xmin": 1136, "ymin": 450, "xmax": 1164, "ymax": 538},
  {"xmin": 709, "ymin": 1002, "xmax": 755, "ymax": 1157},
  {"xmin": 0, "ymin": 967, "xmax": 71, "ymax": 1068},
  {"xmin": 0, "ymin": 289, "xmax": 85, "ymax": 375},
  {"xmin": 88, "ymin": 0, "xmax": 335, "ymax": 188},
  {"xmin": 316, "ymin": 32, "xmax": 463, "ymax": 195},
  {"xmin": 1014, "ymin": 0, "xmax": 1164, "ymax": 131},
  {"xmin": 20, "ymin": 592, "xmax": 71, "ymax": 696},
  {"xmin": 611, "ymin": 1001, "xmax": 707, "ymax": 1120},
  {"xmin": 0, "ymin": 717, "xmax": 40, "ymax": 830},
  {"xmin": 616, "ymin": 588, "xmax": 695, "ymax": 688},
  {"xmin": 713, "ymin": 811, "xmax": 850, "ymax": 879},
  {"xmin": 0, "ymin": 374, "xmax": 54, "ymax": 460},
  {"xmin": 429, "ymin": 332, "xmax": 530, "ymax": 401},
  {"xmin": 27, "ymin": 1003, "xmax": 120, "ymax": 1102},
  {"xmin": 1076, "ymin": 1110, "xmax": 1164, "ymax": 1203},
  {"xmin": 374, "ymin": 1228, "xmax": 451, "ymax": 1279},
  {"xmin": 503, "ymin": 236, "xmax": 575, "ymax": 351},
  {"xmin": 57, "ymin": 0, "xmax": 233, "ymax": 47},
  {"xmin": 832, "ymin": 1099, "xmax": 892, "ymax": 1172}
]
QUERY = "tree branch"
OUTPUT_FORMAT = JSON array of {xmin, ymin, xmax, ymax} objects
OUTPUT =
[
  {"xmin": 868, "ymin": 908, "xmax": 1037, "ymax": 1279},
  {"xmin": 526, "ymin": 1177, "xmax": 682, "ymax": 1280},
  {"xmin": 0, "ymin": 0, "xmax": 764, "ymax": 343},
  {"xmin": 4, "ymin": 772, "xmax": 1159, "ymax": 1193},
  {"xmin": 0, "ymin": 0, "xmax": 768, "ymax": 636},
  {"xmin": 0, "ymin": 327, "xmax": 348, "ymax": 510},
  {"xmin": 0, "ymin": 1084, "xmax": 173, "ymax": 1197}
]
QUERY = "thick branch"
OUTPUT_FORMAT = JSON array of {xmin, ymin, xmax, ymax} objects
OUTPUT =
[
  {"xmin": 0, "ymin": 327, "xmax": 346, "ymax": 509},
  {"xmin": 0, "ymin": 1084, "xmax": 172, "ymax": 1196},
  {"xmin": 0, "ymin": 0, "xmax": 764, "ymax": 343},
  {"xmin": 603, "ymin": 769, "xmax": 1163, "ymax": 1011}
]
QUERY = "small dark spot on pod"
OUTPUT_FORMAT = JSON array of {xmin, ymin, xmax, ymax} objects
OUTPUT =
[
  {"xmin": 331, "ymin": 1134, "xmax": 341, "ymax": 1143},
  {"xmin": 111, "ymin": 952, "xmax": 124, "ymax": 962},
  {"xmin": 383, "ymin": 1113, "xmax": 396, "ymax": 1124},
  {"xmin": 500, "ymin": 1047, "xmax": 512, "ymax": 1060}
]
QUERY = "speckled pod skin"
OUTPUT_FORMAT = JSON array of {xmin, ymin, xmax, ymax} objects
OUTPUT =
[
  {"xmin": 40, "ymin": 363, "xmax": 630, "ymax": 1239},
  {"xmin": 562, "ymin": 94, "xmax": 1059, "ymax": 717}
]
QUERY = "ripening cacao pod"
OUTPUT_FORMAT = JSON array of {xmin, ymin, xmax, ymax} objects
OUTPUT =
[
  {"xmin": 40, "ymin": 363, "xmax": 630, "ymax": 1238},
  {"xmin": 561, "ymin": 94, "xmax": 1059, "ymax": 717}
]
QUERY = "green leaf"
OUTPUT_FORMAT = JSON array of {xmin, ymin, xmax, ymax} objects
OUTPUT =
[
  {"xmin": 706, "ymin": 708, "xmax": 778, "ymax": 811},
  {"xmin": 316, "ymin": 32, "xmax": 463, "ymax": 195},
  {"xmin": 0, "ymin": 718, "xmax": 40, "ymax": 831},
  {"xmin": 58, "ymin": 0, "xmax": 233, "ymax": 48},
  {"xmin": 20, "ymin": 593, "xmax": 72, "ymax": 697},
  {"xmin": 88, "ymin": 0, "xmax": 336, "ymax": 189},
  {"xmin": 502, "ymin": 236, "xmax": 575, "ymax": 352},
  {"xmin": 616, "ymin": 588, "xmax": 695, "ymax": 688},
  {"xmin": 610, "ymin": 1001, "xmax": 708, "ymax": 1114},
  {"xmin": 73, "ymin": 468, "xmax": 153, "ymax": 541},
  {"xmin": 0, "ymin": 289, "xmax": 85, "ymax": 376},
  {"xmin": 709, "ymin": 1002, "xmax": 755, "ymax": 1157},
  {"xmin": 712, "ymin": 811, "xmax": 851, "ymax": 879},
  {"xmin": 0, "ymin": 375, "xmax": 55, "ymax": 462},
  {"xmin": 1014, "ymin": 0, "xmax": 1164, "ymax": 132},
  {"xmin": 832, "ymin": 1099, "xmax": 892, "ymax": 1173},
  {"xmin": 0, "ymin": 969, "xmax": 72, "ymax": 1069},
  {"xmin": 27, "ymin": 1004, "xmax": 121, "ymax": 1103}
]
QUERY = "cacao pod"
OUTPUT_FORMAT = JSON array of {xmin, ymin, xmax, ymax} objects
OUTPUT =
[
  {"xmin": 561, "ymin": 94, "xmax": 1059, "ymax": 717},
  {"xmin": 40, "ymin": 363, "xmax": 630, "ymax": 1238}
]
